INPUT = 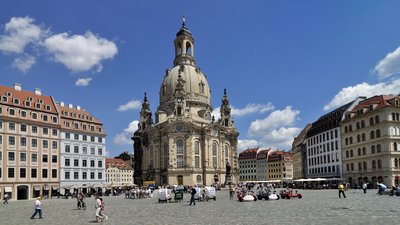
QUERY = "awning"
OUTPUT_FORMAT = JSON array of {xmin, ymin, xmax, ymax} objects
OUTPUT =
[
  {"xmin": 5, "ymin": 187, "xmax": 12, "ymax": 192},
  {"xmin": 33, "ymin": 186, "xmax": 41, "ymax": 191},
  {"xmin": 395, "ymin": 175, "xmax": 400, "ymax": 179},
  {"xmin": 52, "ymin": 186, "xmax": 59, "ymax": 190}
]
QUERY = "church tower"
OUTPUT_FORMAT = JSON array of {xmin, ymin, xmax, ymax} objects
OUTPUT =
[{"xmin": 133, "ymin": 18, "xmax": 239, "ymax": 186}]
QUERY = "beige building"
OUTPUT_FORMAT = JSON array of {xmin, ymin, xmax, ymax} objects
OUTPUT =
[
  {"xmin": 341, "ymin": 95, "xmax": 400, "ymax": 187},
  {"xmin": 132, "ymin": 19, "xmax": 239, "ymax": 186},
  {"xmin": 105, "ymin": 158, "xmax": 133, "ymax": 186},
  {"xmin": 267, "ymin": 151, "xmax": 293, "ymax": 181},
  {"xmin": 0, "ymin": 84, "xmax": 60, "ymax": 200},
  {"xmin": 239, "ymin": 148, "xmax": 258, "ymax": 181},
  {"xmin": 291, "ymin": 124, "xmax": 311, "ymax": 179}
]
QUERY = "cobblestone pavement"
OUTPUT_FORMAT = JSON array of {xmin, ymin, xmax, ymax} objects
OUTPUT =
[{"xmin": 1, "ymin": 189, "xmax": 399, "ymax": 225}]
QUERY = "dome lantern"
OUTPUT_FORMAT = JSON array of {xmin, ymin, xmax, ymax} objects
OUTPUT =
[{"xmin": 174, "ymin": 16, "xmax": 195, "ymax": 66}]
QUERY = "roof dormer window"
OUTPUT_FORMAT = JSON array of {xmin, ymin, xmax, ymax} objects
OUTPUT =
[
  {"xmin": 46, "ymin": 105, "xmax": 51, "ymax": 111},
  {"xmin": 2, "ymin": 96, "xmax": 8, "ymax": 102},
  {"xmin": 25, "ymin": 101, "xmax": 31, "ymax": 107},
  {"xmin": 13, "ymin": 98, "xmax": 19, "ymax": 105},
  {"xmin": 36, "ymin": 103, "xmax": 41, "ymax": 109},
  {"xmin": 38, "ymin": 99, "xmax": 43, "ymax": 104},
  {"xmin": 6, "ymin": 92, "xmax": 11, "ymax": 97},
  {"xmin": 28, "ymin": 97, "xmax": 33, "ymax": 101}
]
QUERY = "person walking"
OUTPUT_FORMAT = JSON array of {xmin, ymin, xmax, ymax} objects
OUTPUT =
[
  {"xmin": 30, "ymin": 196, "xmax": 43, "ymax": 219},
  {"xmin": 99, "ymin": 197, "xmax": 108, "ymax": 221},
  {"xmin": 95, "ymin": 196, "xmax": 102, "ymax": 222},
  {"xmin": 189, "ymin": 187, "xmax": 196, "ymax": 206},
  {"xmin": 362, "ymin": 182, "xmax": 367, "ymax": 194},
  {"xmin": 229, "ymin": 184, "xmax": 234, "ymax": 200},
  {"xmin": 338, "ymin": 183, "xmax": 346, "ymax": 198},
  {"xmin": 3, "ymin": 193, "xmax": 9, "ymax": 204}
]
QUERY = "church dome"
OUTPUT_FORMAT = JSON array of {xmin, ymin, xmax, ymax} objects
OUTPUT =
[{"xmin": 159, "ymin": 64, "xmax": 211, "ymax": 106}]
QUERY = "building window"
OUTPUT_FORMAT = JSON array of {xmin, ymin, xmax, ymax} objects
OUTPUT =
[
  {"xmin": 74, "ymin": 159, "xmax": 79, "ymax": 167},
  {"xmin": 91, "ymin": 136, "xmax": 95, "ymax": 142},
  {"xmin": 65, "ymin": 133, "xmax": 70, "ymax": 139},
  {"xmin": 31, "ymin": 139, "xmax": 38, "ymax": 148},
  {"xmin": 195, "ymin": 156, "xmax": 200, "ymax": 168},
  {"xmin": 8, "ymin": 168, "xmax": 14, "ymax": 178},
  {"xmin": 212, "ymin": 142, "xmax": 218, "ymax": 168},
  {"xmin": 9, "ymin": 122, "xmax": 15, "ymax": 131},
  {"xmin": 91, "ymin": 148, "xmax": 95, "ymax": 155},
  {"xmin": 90, "ymin": 160, "xmax": 95, "ymax": 167},
  {"xmin": 83, "ymin": 135, "xmax": 87, "ymax": 141},
  {"xmin": 9, "ymin": 108, "xmax": 15, "ymax": 116},
  {"xmin": 31, "ymin": 153, "xmax": 37, "ymax": 162},
  {"xmin": 52, "ymin": 141, "xmax": 58, "ymax": 149},
  {"xmin": 98, "ymin": 160, "xmax": 103, "ymax": 168},
  {"xmin": 20, "ymin": 152, "xmax": 26, "ymax": 161},
  {"xmin": 74, "ymin": 172, "xmax": 79, "ymax": 179},
  {"xmin": 98, "ymin": 137, "xmax": 102, "ymax": 143},
  {"xmin": 52, "ymin": 129, "xmax": 58, "ymax": 136},
  {"xmin": 32, "ymin": 112, "xmax": 37, "ymax": 119},
  {"xmin": 42, "ymin": 169, "xmax": 48, "ymax": 178},
  {"xmin": 82, "ymin": 147, "xmax": 87, "ymax": 155},
  {"xmin": 20, "ymin": 168, "xmax": 26, "ymax": 178},
  {"xmin": 20, "ymin": 124, "xmax": 27, "ymax": 132},
  {"xmin": 82, "ymin": 172, "xmax": 87, "ymax": 179},
  {"xmin": 65, "ymin": 158, "xmax": 70, "ymax": 166},
  {"xmin": 52, "ymin": 169, "xmax": 57, "ymax": 178},
  {"xmin": 52, "ymin": 155, "xmax": 57, "ymax": 163},
  {"xmin": 98, "ymin": 149, "xmax": 103, "ymax": 155},
  {"xmin": 42, "ymin": 154, "xmax": 48, "ymax": 163},
  {"xmin": 377, "ymin": 144, "xmax": 382, "ymax": 153},
  {"xmin": 196, "ymin": 175, "xmax": 202, "ymax": 183},
  {"xmin": 98, "ymin": 172, "xmax": 102, "ymax": 180},
  {"xmin": 376, "ymin": 129, "xmax": 381, "ymax": 138},
  {"xmin": 90, "ymin": 172, "xmax": 95, "ymax": 179},
  {"xmin": 370, "ymin": 131, "xmax": 375, "ymax": 139},
  {"xmin": 225, "ymin": 145, "xmax": 229, "ymax": 158},
  {"xmin": 31, "ymin": 168, "xmax": 37, "ymax": 178},
  {"xmin": 65, "ymin": 145, "xmax": 70, "ymax": 153},
  {"xmin": 65, "ymin": 171, "xmax": 70, "ymax": 180},
  {"xmin": 163, "ymin": 143, "xmax": 169, "ymax": 169},
  {"xmin": 74, "ymin": 134, "xmax": 79, "ymax": 140},
  {"xmin": 74, "ymin": 146, "xmax": 79, "ymax": 154},
  {"xmin": 177, "ymin": 155, "xmax": 184, "ymax": 168},
  {"xmin": 375, "ymin": 115, "xmax": 380, "ymax": 124},
  {"xmin": 8, "ymin": 152, "xmax": 15, "ymax": 161},
  {"xmin": 43, "ymin": 127, "xmax": 48, "ymax": 135},
  {"xmin": 82, "ymin": 160, "xmax": 87, "ymax": 167}
]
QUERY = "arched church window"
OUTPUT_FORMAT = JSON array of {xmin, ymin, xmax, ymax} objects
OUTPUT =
[
  {"xmin": 225, "ymin": 145, "xmax": 229, "ymax": 158},
  {"xmin": 186, "ymin": 42, "xmax": 192, "ymax": 56},
  {"xmin": 177, "ymin": 42, "xmax": 182, "ymax": 55},
  {"xmin": 194, "ymin": 141, "xmax": 200, "ymax": 155},
  {"xmin": 177, "ymin": 106, "xmax": 182, "ymax": 116},
  {"xmin": 212, "ymin": 142, "xmax": 218, "ymax": 168},
  {"xmin": 177, "ymin": 139, "xmax": 184, "ymax": 154},
  {"xmin": 199, "ymin": 83, "xmax": 204, "ymax": 94},
  {"xmin": 163, "ymin": 143, "xmax": 169, "ymax": 169}
]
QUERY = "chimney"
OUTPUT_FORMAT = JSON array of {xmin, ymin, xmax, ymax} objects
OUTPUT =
[
  {"xmin": 34, "ymin": 88, "xmax": 41, "ymax": 96},
  {"xmin": 68, "ymin": 103, "xmax": 73, "ymax": 109},
  {"xmin": 60, "ymin": 102, "xmax": 65, "ymax": 107},
  {"xmin": 77, "ymin": 105, "xmax": 81, "ymax": 110},
  {"xmin": 14, "ymin": 83, "xmax": 22, "ymax": 91}
]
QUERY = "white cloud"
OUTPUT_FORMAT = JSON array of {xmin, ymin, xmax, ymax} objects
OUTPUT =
[
  {"xmin": 12, "ymin": 54, "xmax": 35, "ymax": 73},
  {"xmin": 117, "ymin": 100, "xmax": 142, "ymax": 112},
  {"xmin": 374, "ymin": 46, "xmax": 400, "ymax": 79},
  {"xmin": 243, "ymin": 106, "xmax": 300, "ymax": 150},
  {"xmin": 323, "ymin": 79, "xmax": 400, "ymax": 111},
  {"xmin": 44, "ymin": 31, "xmax": 117, "ymax": 72},
  {"xmin": 212, "ymin": 103, "xmax": 274, "ymax": 121},
  {"xmin": 75, "ymin": 77, "xmax": 92, "ymax": 87},
  {"xmin": 113, "ymin": 120, "xmax": 139, "ymax": 145},
  {"xmin": 238, "ymin": 139, "xmax": 260, "ymax": 152},
  {"xmin": 232, "ymin": 103, "xmax": 274, "ymax": 117},
  {"xmin": 0, "ymin": 16, "xmax": 46, "ymax": 53}
]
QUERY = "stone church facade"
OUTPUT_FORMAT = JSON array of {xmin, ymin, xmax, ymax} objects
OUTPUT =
[{"xmin": 133, "ymin": 19, "xmax": 239, "ymax": 186}]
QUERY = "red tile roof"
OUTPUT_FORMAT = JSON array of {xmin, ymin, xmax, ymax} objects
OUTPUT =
[
  {"xmin": 106, "ymin": 158, "xmax": 133, "ymax": 170},
  {"xmin": 57, "ymin": 104, "xmax": 105, "ymax": 135},
  {"xmin": 239, "ymin": 147, "xmax": 259, "ymax": 159},
  {"xmin": 0, "ymin": 85, "xmax": 58, "ymax": 114}
]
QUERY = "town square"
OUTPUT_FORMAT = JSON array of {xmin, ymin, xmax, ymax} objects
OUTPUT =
[{"xmin": 1, "ymin": 1, "xmax": 400, "ymax": 224}]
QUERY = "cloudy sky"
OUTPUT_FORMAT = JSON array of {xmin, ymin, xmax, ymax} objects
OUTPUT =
[{"xmin": 1, "ymin": 0, "xmax": 400, "ymax": 156}]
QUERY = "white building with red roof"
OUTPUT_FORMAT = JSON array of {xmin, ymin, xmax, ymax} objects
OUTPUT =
[
  {"xmin": 105, "ymin": 158, "xmax": 133, "ymax": 186},
  {"xmin": 57, "ymin": 102, "xmax": 106, "ymax": 194}
]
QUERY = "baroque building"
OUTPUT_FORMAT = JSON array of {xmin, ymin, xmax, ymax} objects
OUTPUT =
[
  {"xmin": 341, "ymin": 95, "xmax": 400, "ymax": 187},
  {"xmin": 133, "ymin": 19, "xmax": 239, "ymax": 186}
]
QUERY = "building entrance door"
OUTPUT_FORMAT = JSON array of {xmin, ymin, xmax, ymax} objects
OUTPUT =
[
  {"xmin": 177, "ymin": 175, "xmax": 183, "ymax": 185},
  {"xmin": 17, "ymin": 185, "xmax": 29, "ymax": 200}
]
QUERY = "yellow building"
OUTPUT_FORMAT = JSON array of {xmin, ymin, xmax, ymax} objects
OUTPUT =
[{"xmin": 106, "ymin": 158, "xmax": 133, "ymax": 186}]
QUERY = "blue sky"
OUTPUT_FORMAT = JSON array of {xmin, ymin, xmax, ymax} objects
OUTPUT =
[{"xmin": 2, "ymin": 0, "xmax": 400, "ymax": 157}]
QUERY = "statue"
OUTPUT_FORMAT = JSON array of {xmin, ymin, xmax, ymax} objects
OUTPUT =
[{"xmin": 226, "ymin": 162, "xmax": 231, "ymax": 176}]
